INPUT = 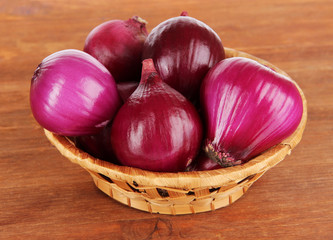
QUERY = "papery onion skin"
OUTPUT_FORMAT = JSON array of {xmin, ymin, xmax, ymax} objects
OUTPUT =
[
  {"xmin": 84, "ymin": 16, "xmax": 148, "ymax": 83},
  {"xmin": 30, "ymin": 49, "xmax": 121, "ymax": 136},
  {"xmin": 142, "ymin": 13, "xmax": 225, "ymax": 103},
  {"xmin": 110, "ymin": 59, "xmax": 203, "ymax": 172},
  {"xmin": 200, "ymin": 57, "xmax": 303, "ymax": 167}
]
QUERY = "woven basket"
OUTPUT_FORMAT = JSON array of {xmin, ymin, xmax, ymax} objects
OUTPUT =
[{"xmin": 44, "ymin": 48, "xmax": 307, "ymax": 215}]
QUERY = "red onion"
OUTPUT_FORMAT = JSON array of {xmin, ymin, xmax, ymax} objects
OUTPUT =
[
  {"xmin": 73, "ymin": 124, "xmax": 119, "ymax": 164},
  {"xmin": 142, "ymin": 12, "xmax": 225, "ymax": 102},
  {"xmin": 30, "ymin": 49, "xmax": 121, "ymax": 136},
  {"xmin": 110, "ymin": 59, "xmax": 203, "ymax": 172},
  {"xmin": 116, "ymin": 81, "xmax": 139, "ymax": 102},
  {"xmin": 200, "ymin": 57, "xmax": 303, "ymax": 167},
  {"xmin": 84, "ymin": 16, "xmax": 148, "ymax": 82},
  {"xmin": 187, "ymin": 152, "xmax": 221, "ymax": 171}
]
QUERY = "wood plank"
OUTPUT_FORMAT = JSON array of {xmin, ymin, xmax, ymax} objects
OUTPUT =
[{"xmin": 0, "ymin": 0, "xmax": 332, "ymax": 239}]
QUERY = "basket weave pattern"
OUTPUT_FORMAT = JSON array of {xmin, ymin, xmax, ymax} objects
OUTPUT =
[
  {"xmin": 44, "ymin": 48, "xmax": 307, "ymax": 215},
  {"xmin": 88, "ymin": 169, "xmax": 265, "ymax": 214}
]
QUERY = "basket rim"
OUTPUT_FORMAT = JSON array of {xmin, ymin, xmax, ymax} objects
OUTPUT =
[{"xmin": 44, "ymin": 47, "xmax": 307, "ymax": 190}]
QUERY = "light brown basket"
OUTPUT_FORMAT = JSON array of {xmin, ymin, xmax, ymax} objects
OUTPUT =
[{"xmin": 44, "ymin": 48, "xmax": 307, "ymax": 215}]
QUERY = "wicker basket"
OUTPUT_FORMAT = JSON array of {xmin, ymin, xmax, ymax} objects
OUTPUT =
[{"xmin": 44, "ymin": 48, "xmax": 307, "ymax": 215}]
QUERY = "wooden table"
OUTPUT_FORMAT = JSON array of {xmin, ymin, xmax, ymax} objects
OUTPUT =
[{"xmin": 1, "ymin": 0, "xmax": 332, "ymax": 239}]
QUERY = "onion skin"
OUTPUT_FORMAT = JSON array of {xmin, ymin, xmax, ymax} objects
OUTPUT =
[
  {"xmin": 73, "ymin": 124, "xmax": 119, "ymax": 164},
  {"xmin": 186, "ymin": 152, "xmax": 221, "ymax": 171},
  {"xmin": 110, "ymin": 59, "xmax": 203, "ymax": 172},
  {"xmin": 200, "ymin": 57, "xmax": 303, "ymax": 167},
  {"xmin": 30, "ymin": 49, "xmax": 121, "ymax": 136},
  {"xmin": 84, "ymin": 16, "xmax": 148, "ymax": 82},
  {"xmin": 116, "ymin": 81, "xmax": 139, "ymax": 102},
  {"xmin": 142, "ymin": 13, "xmax": 224, "ymax": 103}
]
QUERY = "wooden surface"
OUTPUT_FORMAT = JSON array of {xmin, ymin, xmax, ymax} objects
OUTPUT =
[{"xmin": 0, "ymin": 0, "xmax": 332, "ymax": 239}]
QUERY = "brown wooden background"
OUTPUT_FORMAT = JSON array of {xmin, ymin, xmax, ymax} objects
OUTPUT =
[{"xmin": 1, "ymin": 0, "xmax": 332, "ymax": 239}]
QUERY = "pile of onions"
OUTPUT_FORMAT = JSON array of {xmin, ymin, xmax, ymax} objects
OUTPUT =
[{"xmin": 30, "ymin": 13, "xmax": 303, "ymax": 172}]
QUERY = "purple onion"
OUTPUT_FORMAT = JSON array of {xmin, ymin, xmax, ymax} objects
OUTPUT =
[
  {"xmin": 142, "ymin": 12, "xmax": 224, "ymax": 103},
  {"xmin": 110, "ymin": 59, "xmax": 203, "ymax": 172},
  {"xmin": 200, "ymin": 57, "xmax": 303, "ymax": 167},
  {"xmin": 187, "ymin": 152, "xmax": 221, "ymax": 171},
  {"xmin": 84, "ymin": 16, "xmax": 148, "ymax": 82},
  {"xmin": 30, "ymin": 49, "xmax": 121, "ymax": 136},
  {"xmin": 116, "ymin": 81, "xmax": 139, "ymax": 102},
  {"xmin": 73, "ymin": 123, "xmax": 119, "ymax": 164}
]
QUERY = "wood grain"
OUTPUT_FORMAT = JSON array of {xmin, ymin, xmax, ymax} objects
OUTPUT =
[{"xmin": 1, "ymin": 0, "xmax": 332, "ymax": 239}]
